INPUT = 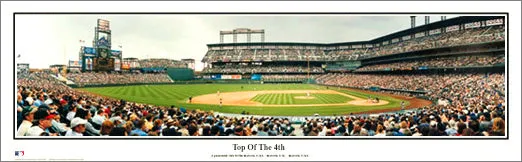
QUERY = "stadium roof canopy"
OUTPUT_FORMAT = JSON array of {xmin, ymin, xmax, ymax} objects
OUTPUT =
[
  {"xmin": 207, "ymin": 16, "xmax": 505, "ymax": 48},
  {"xmin": 367, "ymin": 16, "xmax": 504, "ymax": 44}
]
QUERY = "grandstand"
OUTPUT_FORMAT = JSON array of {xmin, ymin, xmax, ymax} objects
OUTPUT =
[
  {"xmin": 16, "ymin": 16, "xmax": 506, "ymax": 137},
  {"xmin": 202, "ymin": 16, "xmax": 504, "ymax": 84}
]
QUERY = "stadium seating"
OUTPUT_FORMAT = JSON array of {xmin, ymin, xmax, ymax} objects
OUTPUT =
[
  {"xmin": 203, "ymin": 65, "xmax": 324, "ymax": 74},
  {"xmin": 139, "ymin": 58, "xmax": 187, "ymax": 68},
  {"xmin": 355, "ymin": 54, "xmax": 505, "ymax": 72},
  {"xmin": 17, "ymin": 71, "xmax": 505, "ymax": 137},
  {"xmin": 202, "ymin": 26, "xmax": 505, "ymax": 63},
  {"xmin": 66, "ymin": 72, "xmax": 173, "ymax": 86}
]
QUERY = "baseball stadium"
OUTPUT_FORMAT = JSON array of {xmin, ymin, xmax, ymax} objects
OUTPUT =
[{"xmin": 16, "ymin": 16, "xmax": 506, "ymax": 137}]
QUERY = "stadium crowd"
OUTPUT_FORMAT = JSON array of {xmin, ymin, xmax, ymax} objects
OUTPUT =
[
  {"xmin": 314, "ymin": 72, "xmax": 505, "ymax": 136},
  {"xmin": 316, "ymin": 73, "xmax": 504, "ymax": 95},
  {"xmin": 299, "ymin": 104, "xmax": 505, "ymax": 136},
  {"xmin": 16, "ymin": 70, "xmax": 505, "ymax": 137},
  {"xmin": 17, "ymin": 72, "xmax": 302, "ymax": 136},
  {"xmin": 66, "ymin": 72, "xmax": 173, "ymax": 86},
  {"xmin": 139, "ymin": 59, "xmax": 187, "ymax": 68},
  {"xmin": 204, "ymin": 64, "xmax": 324, "ymax": 74},
  {"xmin": 356, "ymin": 54, "xmax": 505, "ymax": 71},
  {"xmin": 261, "ymin": 75, "xmax": 318, "ymax": 80},
  {"xmin": 203, "ymin": 26, "xmax": 504, "ymax": 62},
  {"xmin": 364, "ymin": 26, "xmax": 505, "ymax": 58},
  {"xmin": 203, "ymin": 48, "xmax": 329, "ymax": 63}
]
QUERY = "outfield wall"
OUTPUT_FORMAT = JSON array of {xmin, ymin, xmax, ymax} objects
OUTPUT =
[{"xmin": 166, "ymin": 68, "xmax": 194, "ymax": 80}]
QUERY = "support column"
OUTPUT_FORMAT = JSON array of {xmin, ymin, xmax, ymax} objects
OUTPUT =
[
  {"xmin": 247, "ymin": 33, "xmax": 251, "ymax": 43},
  {"xmin": 261, "ymin": 33, "xmax": 265, "ymax": 42},
  {"xmin": 410, "ymin": 16, "xmax": 416, "ymax": 39},
  {"xmin": 425, "ymin": 16, "xmax": 430, "ymax": 35},
  {"xmin": 233, "ymin": 33, "xmax": 237, "ymax": 43},
  {"xmin": 410, "ymin": 16, "xmax": 416, "ymax": 28},
  {"xmin": 220, "ymin": 34, "xmax": 224, "ymax": 43},
  {"xmin": 94, "ymin": 27, "xmax": 98, "ymax": 48}
]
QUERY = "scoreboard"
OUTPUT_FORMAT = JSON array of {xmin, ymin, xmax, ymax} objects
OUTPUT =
[
  {"xmin": 79, "ymin": 19, "xmax": 124, "ymax": 72},
  {"xmin": 94, "ymin": 58, "xmax": 115, "ymax": 71}
]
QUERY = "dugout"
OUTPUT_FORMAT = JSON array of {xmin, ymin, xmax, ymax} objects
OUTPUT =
[{"xmin": 166, "ymin": 68, "xmax": 194, "ymax": 81}]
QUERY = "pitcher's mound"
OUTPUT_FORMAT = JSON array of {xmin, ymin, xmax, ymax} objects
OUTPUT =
[{"xmin": 294, "ymin": 96, "xmax": 316, "ymax": 99}]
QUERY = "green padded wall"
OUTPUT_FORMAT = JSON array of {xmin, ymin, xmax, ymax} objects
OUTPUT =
[{"xmin": 166, "ymin": 68, "xmax": 194, "ymax": 81}]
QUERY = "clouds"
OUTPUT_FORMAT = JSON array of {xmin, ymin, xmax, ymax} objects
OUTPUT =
[{"xmin": 14, "ymin": 15, "xmax": 459, "ymax": 71}]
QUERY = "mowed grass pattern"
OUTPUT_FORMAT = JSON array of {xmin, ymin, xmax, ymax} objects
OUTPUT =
[
  {"xmin": 251, "ymin": 93, "xmax": 352, "ymax": 105},
  {"xmin": 80, "ymin": 84, "xmax": 407, "ymax": 116}
]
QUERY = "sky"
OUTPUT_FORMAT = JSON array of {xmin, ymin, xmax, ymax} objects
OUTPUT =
[{"xmin": 15, "ymin": 15, "xmax": 458, "ymax": 71}]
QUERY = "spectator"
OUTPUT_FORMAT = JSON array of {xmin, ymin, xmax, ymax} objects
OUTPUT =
[
  {"xmin": 490, "ymin": 118, "xmax": 505, "ymax": 136},
  {"xmin": 456, "ymin": 122, "xmax": 467, "ymax": 136},
  {"xmin": 75, "ymin": 108, "xmax": 100, "ymax": 136},
  {"xmin": 130, "ymin": 119, "xmax": 148, "ymax": 136},
  {"xmin": 92, "ymin": 110, "xmax": 106, "ymax": 126},
  {"xmin": 100, "ymin": 120, "xmax": 115, "ymax": 136},
  {"xmin": 375, "ymin": 124, "xmax": 386, "ymax": 136},
  {"xmin": 26, "ymin": 109, "xmax": 56, "ymax": 136},
  {"xmin": 65, "ymin": 117, "xmax": 88, "ymax": 136},
  {"xmin": 109, "ymin": 127, "xmax": 128, "ymax": 136},
  {"xmin": 17, "ymin": 106, "xmax": 38, "ymax": 136}
]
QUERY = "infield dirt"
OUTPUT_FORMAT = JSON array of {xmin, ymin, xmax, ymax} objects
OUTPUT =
[{"xmin": 190, "ymin": 90, "xmax": 389, "ymax": 107}]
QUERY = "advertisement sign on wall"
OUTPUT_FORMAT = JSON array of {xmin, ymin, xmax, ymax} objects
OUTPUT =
[
  {"xmin": 122, "ymin": 63, "xmax": 130, "ymax": 70},
  {"xmin": 221, "ymin": 75, "xmax": 242, "ymax": 80},
  {"xmin": 69, "ymin": 60, "xmax": 81, "ymax": 67},
  {"xmin": 251, "ymin": 74, "xmax": 262, "ymax": 80},
  {"xmin": 97, "ymin": 19, "xmax": 110, "ymax": 32},
  {"xmin": 114, "ymin": 59, "xmax": 121, "ymax": 71},
  {"xmin": 85, "ymin": 57, "xmax": 93, "ymax": 70},
  {"xmin": 83, "ymin": 47, "xmax": 97, "ymax": 56},
  {"xmin": 111, "ymin": 50, "xmax": 122, "ymax": 57}
]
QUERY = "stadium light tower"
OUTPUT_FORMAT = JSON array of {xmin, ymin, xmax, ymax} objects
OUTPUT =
[{"xmin": 220, "ymin": 28, "xmax": 265, "ymax": 43}]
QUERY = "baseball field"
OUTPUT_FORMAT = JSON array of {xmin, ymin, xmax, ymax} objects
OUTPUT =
[{"xmin": 80, "ymin": 84, "xmax": 431, "ymax": 116}]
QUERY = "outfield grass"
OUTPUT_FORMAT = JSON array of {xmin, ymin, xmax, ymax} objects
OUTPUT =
[
  {"xmin": 251, "ymin": 93, "xmax": 353, "ymax": 105},
  {"xmin": 80, "ymin": 84, "xmax": 408, "ymax": 116}
]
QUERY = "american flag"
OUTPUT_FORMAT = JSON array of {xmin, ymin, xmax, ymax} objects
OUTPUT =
[{"xmin": 79, "ymin": 40, "xmax": 85, "ymax": 43}]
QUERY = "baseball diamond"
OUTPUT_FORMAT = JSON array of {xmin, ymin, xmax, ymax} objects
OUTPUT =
[{"xmin": 80, "ymin": 84, "xmax": 421, "ymax": 116}]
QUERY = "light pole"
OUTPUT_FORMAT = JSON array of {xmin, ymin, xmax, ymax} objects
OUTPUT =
[{"xmin": 307, "ymin": 51, "xmax": 310, "ymax": 83}]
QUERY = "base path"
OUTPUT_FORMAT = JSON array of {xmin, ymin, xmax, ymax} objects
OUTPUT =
[{"xmin": 190, "ymin": 90, "xmax": 389, "ymax": 107}]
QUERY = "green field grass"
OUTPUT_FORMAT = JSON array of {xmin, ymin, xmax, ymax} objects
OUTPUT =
[
  {"xmin": 80, "ymin": 84, "xmax": 408, "ymax": 116},
  {"xmin": 251, "ymin": 93, "xmax": 353, "ymax": 105}
]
